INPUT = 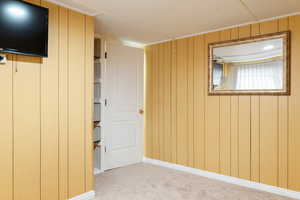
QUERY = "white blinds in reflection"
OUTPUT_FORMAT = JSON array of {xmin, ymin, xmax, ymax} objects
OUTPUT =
[{"xmin": 227, "ymin": 60, "xmax": 283, "ymax": 90}]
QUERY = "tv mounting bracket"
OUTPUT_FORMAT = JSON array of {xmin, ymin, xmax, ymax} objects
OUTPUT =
[{"xmin": 0, "ymin": 53, "xmax": 7, "ymax": 64}]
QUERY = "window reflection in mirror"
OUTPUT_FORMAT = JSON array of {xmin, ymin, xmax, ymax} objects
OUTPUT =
[{"xmin": 209, "ymin": 32, "xmax": 290, "ymax": 95}]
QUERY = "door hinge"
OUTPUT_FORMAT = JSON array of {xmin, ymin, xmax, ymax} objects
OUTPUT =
[
  {"xmin": 104, "ymin": 146, "xmax": 107, "ymax": 153},
  {"xmin": 104, "ymin": 52, "xmax": 108, "ymax": 59},
  {"xmin": 104, "ymin": 99, "xmax": 108, "ymax": 107}
]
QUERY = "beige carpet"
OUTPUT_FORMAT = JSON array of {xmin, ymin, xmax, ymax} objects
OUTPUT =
[{"xmin": 94, "ymin": 163, "xmax": 294, "ymax": 200}]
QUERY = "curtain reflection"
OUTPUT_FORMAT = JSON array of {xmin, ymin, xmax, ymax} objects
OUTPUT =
[{"xmin": 214, "ymin": 59, "xmax": 283, "ymax": 90}]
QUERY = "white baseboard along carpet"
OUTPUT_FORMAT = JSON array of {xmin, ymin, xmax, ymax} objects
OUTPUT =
[{"xmin": 93, "ymin": 161, "xmax": 299, "ymax": 200}]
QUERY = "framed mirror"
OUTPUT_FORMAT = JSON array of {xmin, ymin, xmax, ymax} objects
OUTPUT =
[{"xmin": 208, "ymin": 31, "xmax": 290, "ymax": 95}]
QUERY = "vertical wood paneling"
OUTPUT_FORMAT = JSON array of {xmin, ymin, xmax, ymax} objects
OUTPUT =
[
  {"xmin": 0, "ymin": 2, "xmax": 94, "ymax": 199},
  {"xmin": 251, "ymin": 95, "xmax": 260, "ymax": 182},
  {"xmin": 15, "ymin": 2, "xmax": 41, "ymax": 200},
  {"xmin": 14, "ymin": 56, "xmax": 41, "ymax": 200},
  {"xmin": 219, "ymin": 30, "xmax": 231, "ymax": 175},
  {"xmin": 251, "ymin": 23, "xmax": 260, "ymax": 37},
  {"xmin": 145, "ymin": 46, "xmax": 153, "ymax": 158},
  {"xmin": 238, "ymin": 96, "xmax": 251, "ymax": 179},
  {"xmin": 171, "ymin": 41, "xmax": 177, "ymax": 163},
  {"xmin": 145, "ymin": 15, "xmax": 300, "ymax": 193},
  {"xmin": 238, "ymin": 25, "xmax": 251, "ymax": 38},
  {"xmin": 187, "ymin": 37, "xmax": 195, "ymax": 167},
  {"xmin": 68, "ymin": 10, "xmax": 86, "ymax": 198},
  {"xmin": 238, "ymin": 25, "xmax": 251, "ymax": 180},
  {"xmin": 250, "ymin": 23, "xmax": 261, "ymax": 182},
  {"xmin": 230, "ymin": 28, "xmax": 239, "ymax": 177},
  {"xmin": 58, "ymin": 7, "xmax": 69, "ymax": 200},
  {"xmin": 15, "ymin": 8, "xmax": 41, "ymax": 200},
  {"xmin": 289, "ymin": 15, "xmax": 300, "ymax": 191},
  {"xmin": 219, "ymin": 95, "xmax": 231, "ymax": 175},
  {"xmin": 278, "ymin": 95, "xmax": 288, "ymax": 188},
  {"xmin": 230, "ymin": 95, "xmax": 239, "ymax": 177},
  {"xmin": 260, "ymin": 95, "xmax": 279, "ymax": 186},
  {"xmin": 176, "ymin": 38, "xmax": 188, "ymax": 166},
  {"xmin": 158, "ymin": 44, "xmax": 165, "ymax": 161},
  {"xmin": 164, "ymin": 42, "xmax": 172, "ymax": 162},
  {"xmin": 85, "ymin": 15, "xmax": 95, "ymax": 192},
  {"xmin": 152, "ymin": 45, "xmax": 159, "ymax": 159},
  {"xmin": 259, "ymin": 20, "xmax": 279, "ymax": 187},
  {"xmin": 278, "ymin": 17, "xmax": 289, "ymax": 189},
  {"xmin": 40, "ymin": 1, "xmax": 59, "ymax": 200},
  {"xmin": 0, "ymin": 54, "xmax": 13, "ymax": 200},
  {"xmin": 260, "ymin": 21, "xmax": 278, "ymax": 34},
  {"xmin": 193, "ymin": 35, "xmax": 205, "ymax": 170},
  {"xmin": 205, "ymin": 32, "xmax": 220, "ymax": 172}
]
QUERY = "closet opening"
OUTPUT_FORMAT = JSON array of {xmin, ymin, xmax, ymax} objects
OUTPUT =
[{"xmin": 93, "ymin": 37, "xmax": 104, "ymax": 174}]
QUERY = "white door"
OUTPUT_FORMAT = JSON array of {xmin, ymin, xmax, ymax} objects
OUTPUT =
[{"xmin": 103, "ymin": 42, "xmax": 144, "ymax": 170}]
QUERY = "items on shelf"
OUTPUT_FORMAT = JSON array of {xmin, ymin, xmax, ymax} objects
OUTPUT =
[
  {"xmin": 93, "ymin": 140, "xmax": 101, "ymax": 150},
  {"xmin": 94, "ymin": 121, "xmax": 100, "ymax": 129}
]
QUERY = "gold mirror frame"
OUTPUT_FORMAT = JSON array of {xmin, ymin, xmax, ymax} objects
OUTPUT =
[{"xmin": 208, "ymin": 31, "xmax": 291, "ymax": 96}]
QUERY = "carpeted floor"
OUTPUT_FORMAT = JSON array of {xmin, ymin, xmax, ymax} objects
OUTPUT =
[{"xmin": 94, "ymin": 163, "xmax": 294, "ymax": 200}]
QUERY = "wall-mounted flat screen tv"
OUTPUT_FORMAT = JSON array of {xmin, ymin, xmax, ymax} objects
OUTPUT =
[{"xmin": 0, "ymin": 0, "xmax": 48, "ymax": 57}]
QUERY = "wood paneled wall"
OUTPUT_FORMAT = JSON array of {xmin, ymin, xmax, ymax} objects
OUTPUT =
[
  {"xmin": 0, "ymin": 0, "xmax": 94, "ymax": 199},
  {"xmin": 145, "ymin": 15, "xmax": 300, "ymax": 192}
]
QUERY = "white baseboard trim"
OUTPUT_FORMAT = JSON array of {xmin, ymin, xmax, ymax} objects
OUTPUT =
[
  {"xmin": 94, "ymin": 168, "xmax": 103, "ymax": 175},
  {"xmin": 143, "ymin": 157, "xmax": 300, "ymax": 200},
  {"xmin": 68, "ymin": 190, "xmax": 96, "ymax": 200}
]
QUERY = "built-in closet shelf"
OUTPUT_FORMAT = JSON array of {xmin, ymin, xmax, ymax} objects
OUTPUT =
[
  {"xmin": 94, "ymin": 98, "xmax": 101, "ymax": 103},
  {"xmin": 94, "ymin": 80, "xmax": 102, "ymax": 84},
  {"xmin": 95, "ymin": 123, "xmax": 103, "ymax": 128},
  {"xmin": 94, "ymin": 121, "xmax": 101, "ymax": 128},
  {"xmin": 95, "ymin": 58, "xmax": 105, "ymax": 62},
  {"xmin": 94, "ymin": 37, "xmax": 102, "ymax": 172},
  {"xmin": 93, "ymin": 140, "xmax": 101, "ymax": 150}
]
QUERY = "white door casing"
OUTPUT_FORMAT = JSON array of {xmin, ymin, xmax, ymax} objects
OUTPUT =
[{"xmin": 103, "ymin": 42, "xmax": 144, "ymax": 170}]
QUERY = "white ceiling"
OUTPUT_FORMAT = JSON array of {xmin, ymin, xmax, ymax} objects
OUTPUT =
[
  {"xmin": 214, "ymin": 38, "xmax": 283, "ymax": 62},
  {"xmin": 49, "ymin": 0, "xmax": 300, "ymax": 45}
]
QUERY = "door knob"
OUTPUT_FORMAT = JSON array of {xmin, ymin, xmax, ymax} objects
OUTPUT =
[{"xmin": 139, "ymin": 109, "xmax": 144, "ymax": 115}]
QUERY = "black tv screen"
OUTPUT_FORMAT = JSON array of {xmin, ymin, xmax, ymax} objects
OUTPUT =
[{"xmin": 0, "ymin": 0, "xmax": 48, "ymax": 57}]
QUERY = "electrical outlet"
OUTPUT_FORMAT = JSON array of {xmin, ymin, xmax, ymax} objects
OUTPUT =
[{"xmin": 0, "ymin": 54, "xmax": 7, "ymax": 64}]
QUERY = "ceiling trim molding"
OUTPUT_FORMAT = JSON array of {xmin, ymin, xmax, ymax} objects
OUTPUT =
[
  {"xmin": 146, "ymin": 11, "xmax": 300, "ymax": 46},
  {"xmin": 45, "ymin": 0, "xmax": 98, "ymax": 16}
]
